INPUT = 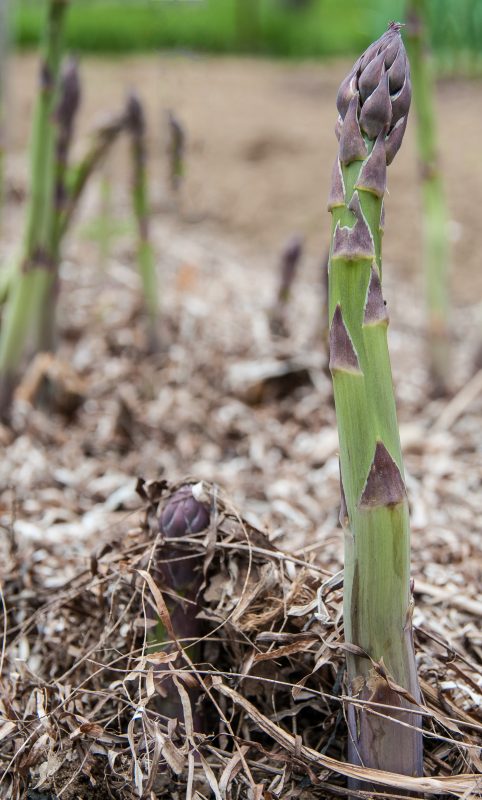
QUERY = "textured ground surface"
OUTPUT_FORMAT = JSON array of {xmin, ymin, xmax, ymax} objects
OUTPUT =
[{"xmin": 0, "ymin": 54, "xmax": 481, "ymax": 798}]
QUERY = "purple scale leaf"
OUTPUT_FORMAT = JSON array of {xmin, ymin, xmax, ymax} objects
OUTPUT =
[
  {"xmin": 388, "ymin": 46, "xmax": 406, "ymax": 93},
  {"xmin": 329, "ymin": 305, "xmax": 362, "ymax": 375},
  {"xmin": 359, "ymin": 72, "xmax": 392, "ymax": 139},
  {"xmin": 355, "ymin": 133, "xmax": 387, "ymax": 198},
  {"xmin": 327, "ymin": 158, "xmax": 345, "ymax": 210},
  {"xmin": 358, "ymin": 442, "xmax": 406, "ymax": 509},
  {"xmin": 390, "ymin": 76, "xmax": 412, "ymax": 127},
  {"xmin": 383, "ymin": 35, "xmax": 401, "ymax": 69},
  {"xmin": 385, "ymin": 115, "xmax": 408, "ymax": 165},
  {"xmin": 363, "ymin": 265, "xmax": 389, "ymax": 326},
  {"xmin": 339, "ymin": 95, "xmax": 367, "ymax": 165},
  {"xmin": 358, "ymin": 51, "xmax": 386, "ymax": 103},
  {"xmin": 359, "ymin": 40, "xmax": 383, "ymax": 72},
  {"xmin": 336, "ymin": 70, "xmax": 358, "ymax": 119},
  {"xmin": 332, "ymin": 192, "xmax": 375, "ymax": 261}
]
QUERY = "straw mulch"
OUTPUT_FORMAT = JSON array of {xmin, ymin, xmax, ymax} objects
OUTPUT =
[{"xmin": 1, "ymin": 479, "xmax": 480, "ymax": 799}]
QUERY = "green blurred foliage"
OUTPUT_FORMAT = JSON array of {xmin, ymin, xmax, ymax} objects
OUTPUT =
[{"xmin": 13, "ymin": 0, "xmax": 482, "ymax": 70}]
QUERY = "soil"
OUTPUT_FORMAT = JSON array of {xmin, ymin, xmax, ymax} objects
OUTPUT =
[{"xmin": 1, "ymin": 53, "xmax": 481, "ymax": 798}]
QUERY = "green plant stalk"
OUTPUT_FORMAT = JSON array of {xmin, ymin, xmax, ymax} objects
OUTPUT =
[
  {"xmin": 0, "ymin": 0, "xmax": 8, "ymax": 230},
  {"xmin": 328, "ymin": 25, "xmax": 422, "ymax": 779},
  {"xmin": 127, "ymin": 94, "xmax": 159, "ymax": 350},
  {"xmin": 167, "ymin": 110, "xmax": 185, "ymax": 197},
  {"xmin": 0, "ymin": 0, "xmax": 68, "ymax": 418},
  {"xmin": 406, "ymin": 0, "xmax": 450, "ymax": 396},
  {"xmin": 37, "ymin": 56, "xmax": 80, "ymax": 354},
  {"xmin": 60, "ymin": 111, "xmax": 126, "ymax": 240}
]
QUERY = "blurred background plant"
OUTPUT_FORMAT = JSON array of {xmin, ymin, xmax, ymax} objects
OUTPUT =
[{"xmin": 13, "ymin": 0, "xmax": 482, "ymax": 73}]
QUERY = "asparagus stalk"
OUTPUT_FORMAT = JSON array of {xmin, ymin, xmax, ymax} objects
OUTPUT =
[
  {"xmin": 59, "ymin": 110, "xmax": 126, "ymax": 239},
  {"xmin": 269, "ymin": 234, "xmax": 303, "ymax": 336},
  {"xmin": 167, "ymin": 110, "xmax": 185, "ymax": 197},
  {"xmin": 37, "ymin": 56, "xmax": 81, "ymax": 354},
  {"xmin": 406, "ymin": 0, "xmax": 451, "ymax": 396},
  {"xmin": 328, "ymin": 24, "xmax": 423, "ymax": 778},
  {"xmin": 0, "ymin": 0, "xmax": 8, "ymax": 229},
  {"xmin": 126, "ymin": 92, "xmax": 159, "ymax": 351},
  {"xmin": 155, "ymin": 485, "xmax": 209, "ymax": 725},
  {"xmin": 0, "ymin": 0, "xmax": 68, "ymax": 419}
]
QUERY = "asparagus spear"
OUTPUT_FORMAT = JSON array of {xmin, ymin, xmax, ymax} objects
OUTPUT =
[
  {"xmin": 269, "ymin": 234, "xmax": 303, "ymax": 336},
  {"xmin": 0, "ymin": 0, "xmax": 68, "ymax": 419},
  {"xmin": 167, "ymin": 110, "xmax": 185, "ymax": 197},
  {"xmin": 126, "ymin": 92, "xmax": 160, "ymax": 351},
  {"xmin": 406, "ymin": 0, "xmax": 451, "ymax": 396},
  {"xmin": 59, "ymin": 109, "xmax": 126, "ymax": 239},
  {"xmin": 155, "ymin": 485, "xmax": 210, "ymax": 725},
  {"xmin": 37, "ymin": 56, "xmax": 81, "ymax": 354},
  {"xmin": 0, "ymin": 0, "xmax": 8, "ymax": 230},
  {"xmin": 328, "ymin": 23, "xmax": 423, "ymax": 778}
]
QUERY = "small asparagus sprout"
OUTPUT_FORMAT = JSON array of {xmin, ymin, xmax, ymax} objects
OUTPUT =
[
  {"xmin": 328, "ymin": 24, "xmax": 423, "ymax": 778},
  {"xmin": 126, "ymin": 92, "xmax": 160, "ymax": 351},
  {"xmin": 406, "ymin": 1, "xmax": 451, "ymax": 396},
  {"xmin": 167, "ymin": 110, "xmax": 185, "ymax": 195},
  {"xmin": 155, "ymin": 485, "xmax": 210, "ymax": 724},
  {"xmin": 269, "ymin": 234, "xmax": 303, "ymax": 336},
  {"xmin": 0, "ymin": 0, "xmax": 69, "ymax": 419}
]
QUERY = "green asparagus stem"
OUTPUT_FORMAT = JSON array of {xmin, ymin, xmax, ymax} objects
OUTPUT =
[
  {"xmin": 59, "ymin": 110, "xmax": 126, "ymax": 240},
  {"xmin": 126, "ymin": 92, "xmax": 159, "ymax": 351},
  {"xmin": 328, "ymin": 23, "xmax": 423, "ymax": 780},
  {"xmin": 406, "ymin": 0, "xmax": 451, "ymax": 396},
  {"xmin": 37, "ymin": 55, "xmax": 81, "ymax": 354},
  {"xmin": 0, "ymin": 0, "xmax": 68, "ymax": 419},
  {"xmin": 0, "ymin": 0, "xmax": 8, "ymax": 230}
]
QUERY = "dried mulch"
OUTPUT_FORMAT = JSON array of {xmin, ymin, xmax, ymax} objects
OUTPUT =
[{"xmin": 1, "ymin": 479, "xmax": 481, "ymax": 799}]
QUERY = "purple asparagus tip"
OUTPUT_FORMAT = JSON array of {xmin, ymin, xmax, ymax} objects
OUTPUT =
[
  {"xmin": 56, "ymin": 57, "xmax": 81, "ymax": 128},
  {"xmin": 278, "ymin": 234, "xmax": 303, "ymax": 301},
  {"xmin": 336, "ymin": 22, "xmax": 411, "ymax": 165},
  {"xmin": 125, "ymin": 90, "xmax": 145, "ymax": 137},
  {"xmin": 159, "ymin": 485, "xmax": 210, "ymax": 539}
]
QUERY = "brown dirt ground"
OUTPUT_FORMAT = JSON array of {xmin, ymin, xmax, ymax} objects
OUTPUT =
[{"xmin": 0, "ymin": 54, "xmax": 481, "ymax": 797}]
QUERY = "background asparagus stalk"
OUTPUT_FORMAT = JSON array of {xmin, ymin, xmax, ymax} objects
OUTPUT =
[
  {"xmin": 0, "ymin": 0, "xmax": 68, "ymax": 419},
  {"xmin": 269, "ymin": 233, "xmax": 303, "ymax": 336},
  {"xmin": 406, "ymin": 0, "xmax": 451, "ymax": 396},
  {"xmin": 0, "ymin": 0, "xmax": 9, "ymax": 231},
  {"xmin": 59, "ymin": 109, "xmax": 126, "ymax": 240},
  {"xmin": 36, "ymin": 56, "xmax": 81, "ymax": 355},
  {"xmin": 328, "ymin": 24, "xmax": 423, "ymax": 778},
  {"xmin": 167, "ymin": 110, "xmax": 185, "ymax": 199},
  {"xmin": 126, "ymin": 92, "xmax": 160, "ymax": 351}
]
